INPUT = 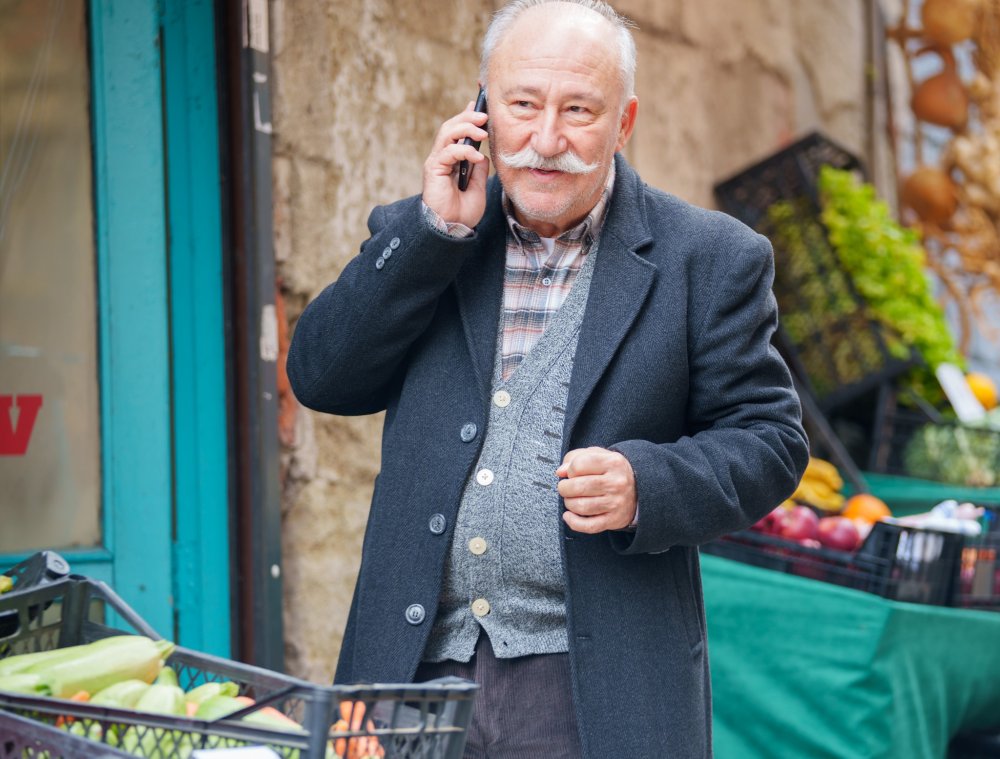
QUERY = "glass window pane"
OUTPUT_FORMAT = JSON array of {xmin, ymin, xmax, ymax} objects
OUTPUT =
[{"xmin": 0, "ymin": 0, "xmax": 101, "ymax": 552}]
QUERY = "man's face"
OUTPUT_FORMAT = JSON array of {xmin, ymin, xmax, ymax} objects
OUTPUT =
[{"xmin": 486, "ymin": 4, "xmax": 638, "ymax": 237}]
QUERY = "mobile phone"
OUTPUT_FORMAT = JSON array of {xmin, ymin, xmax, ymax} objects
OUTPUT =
[{"xmin": 458, "ymin": 87, "xmax": 488, "ymax": 192}]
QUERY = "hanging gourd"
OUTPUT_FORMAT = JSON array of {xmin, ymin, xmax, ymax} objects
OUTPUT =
[
  {"xmin": 911, "ymin": 48, "xmax": 969, "ymax": 130},
  {"xmin": 900, "ymin": 166, "xmax": 960, "ymax": 225},
  {"xmin": 921, "ymin": 0, "xmax": 980, "ymax": 46}
]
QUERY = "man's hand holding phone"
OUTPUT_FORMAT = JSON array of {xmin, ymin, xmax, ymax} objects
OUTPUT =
[{"xmin": 422, "ymin": 92, "xmax": 489, "ymax": 229}]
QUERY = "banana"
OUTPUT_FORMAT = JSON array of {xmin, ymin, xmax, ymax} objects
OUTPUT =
[{"xmin": 804, "ymin": 457, "xmax": 843, "ymax": 491}]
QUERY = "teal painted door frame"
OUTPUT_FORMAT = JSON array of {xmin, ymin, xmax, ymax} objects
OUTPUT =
[
  {"xmin": 1, "ymin": 0, "xmax": 230, "ymax": 658},
  {"xmin": 161, "ymin": 0, "xmax": 232, "ymax": 658}
]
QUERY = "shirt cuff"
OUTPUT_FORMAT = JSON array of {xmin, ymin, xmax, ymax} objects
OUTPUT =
[{"xmin": 421, "ymin": 202, "xmax": 475, "ymax": 238}]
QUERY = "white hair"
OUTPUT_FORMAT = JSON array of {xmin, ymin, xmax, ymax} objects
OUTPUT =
[{"xmin": 479, "ymin": 0, "xmax": 638, "ymax": 108}]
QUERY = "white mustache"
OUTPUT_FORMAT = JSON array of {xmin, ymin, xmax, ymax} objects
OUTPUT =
[{"xmin": 498, "ymin": 146, "xmax": 600, "ymax": 174}]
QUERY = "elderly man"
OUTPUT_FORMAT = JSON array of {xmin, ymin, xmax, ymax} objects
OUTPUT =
[{"xmin": 287, "ymin": 0, "xmax": 809, "ymax": 756}]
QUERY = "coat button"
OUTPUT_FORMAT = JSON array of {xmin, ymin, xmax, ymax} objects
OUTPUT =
[
  {"xmin": 375, "ymin": 257, "xmax": 386, "ymax": 270},
  {"xmin": 429, "ymin": 514, "xmax": 447, "ymax": 535},
  {"xmin": 389, "ymin": 237, "xmax": 401, "ymax": 250},
  {"xmin": 471, "ymin": 598, "xmax": 491, "ymax": 617},
  {"xmin": 460, "ymin": 423, "xmax": 477, "ymax": 442},
  {"xmin": 476, "ymin": 468, "xmax": 494, "ymax": 486},
  {"xmin": 468, "ymin": 537, "xmax": 487, "ymax": 555},
  {"xmin": 382, "ymin": 247, "xmax": 392, "ymax": 260},
  {"xmin": 405, "ymin": 604, "xmax": 426, "ymax": 625},
  {"xmin": 493, "ymin": 390, "xmax": 511, "ymax": 408}
]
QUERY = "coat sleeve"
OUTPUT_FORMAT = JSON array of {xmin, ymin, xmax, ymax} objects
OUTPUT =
[
  {"xmin": 287, "ymin": 195, "xmax": 476, "ymax": 415},
  {"xmin": 610, "ymin": 230, "xmax": 809, "ymax": 554}
]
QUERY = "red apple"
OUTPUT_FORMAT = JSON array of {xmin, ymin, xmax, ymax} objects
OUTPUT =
[
  {"xmin": 752, "ymin": 506, "xmax": 788, "ymax": 533},
  {"xmin": 817, "ymin": 516, "xmax": 861, "ymax": 552},
  {"xmin": 778, "ymin": 505, "xmax": 820, "ymax": 541}
]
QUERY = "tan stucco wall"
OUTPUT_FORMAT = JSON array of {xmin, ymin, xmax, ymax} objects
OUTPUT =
[{"xmin": 271, "ymin": 0, "xmax": 883, "ymax": 682}]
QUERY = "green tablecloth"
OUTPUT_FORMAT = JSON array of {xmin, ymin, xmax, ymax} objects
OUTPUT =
[
  {"xmin": 704, "ymin": 554, "xmax": 1000, "ymax": 758},
  {"xmin": 858, "ymin": 472, "xmax": 1000, "ymax": 517}
]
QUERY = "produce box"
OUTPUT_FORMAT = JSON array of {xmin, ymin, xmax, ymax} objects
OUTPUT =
[
  {"xmin": 870, "ymin": 406, "xmax": 1000, "ymax": 488},
  {"xmin": 0, "ymin": 708, "xmax": 133, "ymax": 758},
  {"xmin": 0, "ymin": 555, "xmax": 476, "ymax": 759},
  {"xmin": 703, "ymin": 519, "xmax": 964, "ymax": 606},
  {"xmin": 958, "ymin": 508, "xmax": 1000, "ymax": 612},
  {"xmin": 713, "ymin": 131, "xmax": 915, "ymax": 411}
]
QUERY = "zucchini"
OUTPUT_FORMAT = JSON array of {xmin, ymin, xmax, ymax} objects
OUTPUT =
[
  {"xmin": 0, "ymin": 635, "xmax": 151, "ymax": 677},
  {"xmin": 90, "ymin": 679, "xmax": 151, "ymax": 709},
  {"xmin": 0, "ymin": 672, "xmax": 53, "ymax": 696},
  {"xmin": 23, "ymin": 636, "xmax": 175, "ymax": 697}
]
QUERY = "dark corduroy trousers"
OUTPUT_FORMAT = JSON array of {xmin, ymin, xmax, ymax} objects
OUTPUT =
[{"xmin": 415, "ymin": 633, "xmax": 583, "ymax": 758}]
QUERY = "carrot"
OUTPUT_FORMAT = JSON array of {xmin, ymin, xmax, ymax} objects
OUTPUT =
[
  {"xmin": 185, "ymin": 701, "xmax": 199, "ymax": 717},
  {"xmin": 55, "ymin": 690, "xmax": 91, "ymax": 727},
  {"xmin": 333, "ymin": 703, "xmax": 382, "ymax": 759},
  {"xmin": 234, "ymin": 695, "xmax": 255, "ymax": 707}
]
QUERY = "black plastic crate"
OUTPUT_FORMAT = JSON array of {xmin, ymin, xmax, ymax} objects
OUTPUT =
[
  {"xmin": 870, "ymin": 406, "xmax": 1000, "ymax": 488},
  {"xmin": 950, "ymin": 731, "xmax": 1000, "ymax": 758},
  {"xmin": 703, "ymin": 519, "xmax": 963, "ymax": 606},
  {"xmin": 714, "ymin": 132, "xmax": 915, "ymax": 410},
  {"xmin": 958, "ymin": 508, "xmax": 1000, "ymax": 612},
  {"xmin": 0, "ymin": 558, "xmax": 476, "ymax": 759},
  {"xmin": 0, "ymin": 709, "xmax": 133, "ymax": 758}
]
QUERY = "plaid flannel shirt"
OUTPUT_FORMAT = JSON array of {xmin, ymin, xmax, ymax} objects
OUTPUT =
[{"xmin": 424, "ymin": 164, "xmax": 615, "ymax": 380}]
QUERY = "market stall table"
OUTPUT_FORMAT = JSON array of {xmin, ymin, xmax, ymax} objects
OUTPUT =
[{"xmin": 704, "ymin": 553, "xmax": 1000, "ymax": 758}]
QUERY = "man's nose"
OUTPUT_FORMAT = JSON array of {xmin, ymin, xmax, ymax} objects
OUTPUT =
[{"xmin": 531, "ymin": 108, "xmax": 566, "ymax": 157}]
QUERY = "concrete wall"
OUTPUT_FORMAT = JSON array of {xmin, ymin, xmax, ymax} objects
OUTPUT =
[{"xmin": 271, "ymin": 0, "xmax": 883, "ymax": 682}]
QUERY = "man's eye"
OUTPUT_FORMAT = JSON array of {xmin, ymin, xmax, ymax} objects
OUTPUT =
[
  {"xmin": 515, "ymin": 101, "xmax": 532, "ymax": 108},
  {"xmin": 568, "ymin": 105, "xmax": 590, "ymax": 115}
]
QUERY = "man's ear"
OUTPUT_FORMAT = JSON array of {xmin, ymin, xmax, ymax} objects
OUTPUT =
[{"xmin": 616, "ymin": 97, "xmax": 639, "ymax": 151}]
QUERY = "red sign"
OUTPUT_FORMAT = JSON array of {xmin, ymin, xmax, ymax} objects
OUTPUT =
[{"xmin": 0, "ymin": 395, "xmax": 43, "ymax": 456}]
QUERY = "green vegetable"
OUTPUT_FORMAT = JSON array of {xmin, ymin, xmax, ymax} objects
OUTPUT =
[
  {"xmin": 0, "ymin": 635, "xmax": 145, "ymax": 677},
  {"xmin": 0, "ymin": 576, "xmax": 12, "ymax": 594},
  {"xmin": 0, "ymin": 672, "xmax": 53, "ymax": 695},
  {"xmin": 185, "ymin": 680, "xmax": 239, "ymax": 706},
  {"xmin": 817, "ymin": 166, "xmax": 963, "ymax": 403},
  {"xmin": 135, "ymin": 682, "xmax": 186, "ymax": 715},
  {"xmin": 903, "ymin": 408, "xmax": 1000, "ymax": 486},
  {"xmin": 90, "ymin": 679, "xmax": 151, "ymax": 709},
  {"xmin": 22, "ymin": 636, "xmax": 175, "ymax": 697},
  {"xmin": 155, "ymin": 666, "xmax": 179, "ymax": 687},
  {"xmin": 194, "ymin": 694, "xmax": 245, "ymax": 721}
]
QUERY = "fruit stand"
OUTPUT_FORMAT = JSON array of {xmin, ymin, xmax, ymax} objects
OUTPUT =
[
  {"xmin": 704, "ymin": 553, "xmax": 1000, "ymax": 759},
  {"xmin": 707, "ymin": 118, "xmax": 1000, "ymax": 757}
]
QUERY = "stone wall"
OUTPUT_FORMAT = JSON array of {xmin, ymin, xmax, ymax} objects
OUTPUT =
[{"xmin": 271, "ymin": 0, "xmax": 888, "ymax": 682}]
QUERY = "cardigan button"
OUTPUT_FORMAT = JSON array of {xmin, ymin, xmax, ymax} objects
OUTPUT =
[
  {"xmin": 460, "ymin": 423, "xmax": 477, "ymax": 442},
  {"xmin": 405, "ymin": 604, "xmax": 426, "ymax": 625}
]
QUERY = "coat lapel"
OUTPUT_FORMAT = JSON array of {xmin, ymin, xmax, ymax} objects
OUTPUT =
[
  {"xmin": 564, "ymin": 154, "xmax": 657, "ymax": 442},
  {"xmin": 454, "ymin": 177, "xmax": 507, "ymax": 398}
]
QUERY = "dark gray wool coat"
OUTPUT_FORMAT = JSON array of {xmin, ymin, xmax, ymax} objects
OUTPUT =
[{"xmin": 287, "ymin": 153, "xmax": 809, "ymax": 758}]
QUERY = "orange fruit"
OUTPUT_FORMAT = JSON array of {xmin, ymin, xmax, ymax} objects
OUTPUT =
[
  {"xmin": 842, "ymin": 493, "xmax": 892, "ymax": 524},
  {"xmin": 967, "ymin": 372, "xmax": 998, "ymax": 410}
]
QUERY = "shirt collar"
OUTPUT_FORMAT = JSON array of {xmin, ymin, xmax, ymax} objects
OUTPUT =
[{"xmin": 502, "ymin": 161, "xmax": 616, "ymax": 248}]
